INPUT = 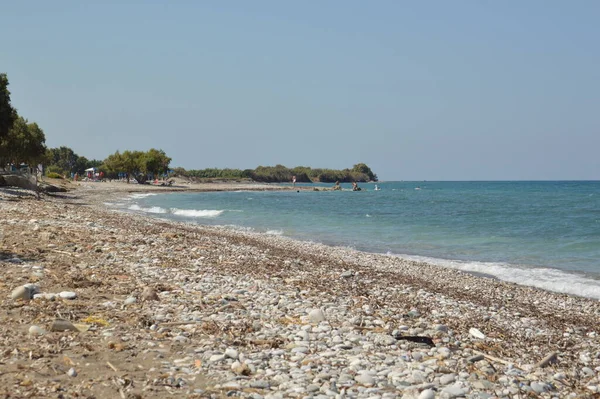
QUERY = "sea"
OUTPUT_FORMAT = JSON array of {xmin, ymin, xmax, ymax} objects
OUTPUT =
[{"xmin": 112, "ymin": 181, "xmax": 600, "ymax": 300}]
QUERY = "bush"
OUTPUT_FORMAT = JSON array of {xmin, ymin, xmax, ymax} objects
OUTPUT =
[{"xmin": 46, "ymin": 172, "xmax": 63, "ymax": 179}]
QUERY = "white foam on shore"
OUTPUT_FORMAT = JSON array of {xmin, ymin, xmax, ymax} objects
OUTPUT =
[
  {"xmin": 128, "ymin": 193, "xmax": 157, "ymax": 199},
  {"xmin": 399, "ymin": 254, "xmax": 600, "ymax": 300},
  {"xmin": 172, "ymin": 209, "xmax": 224, "ymax": 218},
  {"xmin": 128, "ymin": 204, "xmax": 168, "ymax": 214},
  {"xmin": 266, "ymin": 229, "xmax": 284, "ymax": 235}
]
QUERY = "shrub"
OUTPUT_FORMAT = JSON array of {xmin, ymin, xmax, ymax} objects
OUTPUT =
[{"xmin": 46, "ymin": 172, "xmax": 63, "ymax": 179}]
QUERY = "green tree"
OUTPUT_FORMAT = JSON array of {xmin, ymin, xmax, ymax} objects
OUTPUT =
[
  {"xmin": 351, "ymin": 163, "xmax": 377, "ymax": 181},
  {"xmin": 141, "ymin": 148, "xmax": 171, "ymax": 178},
  {"xmin": 0, "ymin": 73, "xmax": 17, "ymax": 140},
  {"xmin": 0, "ymin": 116, "xmax": 47, "ymax": 167},
  {"xmin": 45, "ymin": 146, "xmax": 78, "ymax": 175}
]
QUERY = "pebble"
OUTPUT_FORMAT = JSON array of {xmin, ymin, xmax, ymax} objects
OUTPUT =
[
  {"xmin": 469, "ymin": 328, "xmax": 486, "ymax": 339},
  {"xmin": 225, "ymin": 348, "xmax": 239, "ymax": 359},
  {"xmin": 67, "ymin": 368, "xmax": 77, "ymax": 377},
  {"xmin": 440, "ymin": 373, "xmax": 456, "ymax": 385},
  {"xmin": 59, "ymin": 291, "xmax": 77, "ymax": 300},
  {"xmin": 28, "ymin": 325, "xmax": 46, "ymax": 336},
  {"xmin": 354, "ymin": 373, "xmax": 375, "ymax": 386},
  {"xmin": 11, "ymin": 284, "xmax": 39, "ymax": 300},
  {"xmin": 418, "ymin": 389, "xmax": 435, "ymax": 399},
  {"xmin": 124, "ymin": 296, "xmax": 137, "ymax": 305},
  {"xmin": 308, "ymin": 308, "xmax": 326, "ymax": 323}
]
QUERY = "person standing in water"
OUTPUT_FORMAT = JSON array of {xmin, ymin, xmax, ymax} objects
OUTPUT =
[{"xmin": 292, "ymin": 175, "xmax": 297, "ymax": 187}]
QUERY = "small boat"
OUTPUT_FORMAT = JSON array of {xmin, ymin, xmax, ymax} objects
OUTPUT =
[{"xmin": 374, "ymin": 185, "xmax": 381, "ymax": 191}]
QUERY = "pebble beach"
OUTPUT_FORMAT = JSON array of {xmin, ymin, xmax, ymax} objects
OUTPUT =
[{"xmin": 1, "ymin": 181, "xmax": 599, "ymax": 398}]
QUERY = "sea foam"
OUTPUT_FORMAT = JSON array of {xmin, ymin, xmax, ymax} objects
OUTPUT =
[
  {"xmin": 128, "ymin": 193, "xmax": 157, "ymax": 199},
  {"xmin": 171, "ymin": 209, "xmax": 224, "ymax": 218},
  {"xmin": 128, "ymin": 204, "xmax": 168, "ymax": 214},
  {"xmin": 401, "ymin": 254, "xmax": 600, "ymax": 300}
]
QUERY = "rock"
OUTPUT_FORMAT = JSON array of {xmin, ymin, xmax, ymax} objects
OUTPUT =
[
  {"xmin": 59, "ymin": 291, "xmax": 77, "ymax": 300},
  {"xmin": 441, "ymin": 385, "xmax": 467, "ymax": 398},
  {"xmin": 469, "ymin": 328, "xmax": 486, "ymax": 339},
  {"xmin": 340, "ymin": 270, "xmax": 354, "ymax": 278},
  {"xmin": 231, "ymin": 361, "xmax": 251, "ymax": 375},
  {"xmin": 209, "ymin": 354, "xmax": 225, "ymax": 362},
  {"xmin": 225, "ymin": 348, "xmax": 239, "ymax": 359},
  {"xmin": 11, "ymin": 284, "xmax": 39, "ymax": 300},
  {"xmin": 531, "ymin": 382, "xmax": 549, "ymax": 394},
  {"xmin": 418, "ymin": 389, "xmax": 436, "ymax": 399},
  {"xmin": 124, "ymin": 296, "xmax": 137, "ymax": 305},
  {"xmin": 308, "ymin": 308, "xmax": 326, "ymax": 323},
  {"xmin": 11, "ymin": 286, "xmax": 32, "ymax": 300},
  {"xmin": 440, "ymin": 373, "xmax": 456, "ymax": 385},
  {"xmin": 28, "ymin": 325, "xmax": 46, "ymax": 336},
  {"xmin": 354, "ymin": 373, "xmax": 375, "ymax": 386},
  {"xmin": 50, "ymin": 319, "xmax": 79, "ymax": 332},
  {"xmin": 67, "ymin": 368, "xmax": 77, "ymax": 377},
  {"xmin": 142, "ymin": 287, "xmax": 159, "ymax": 301},
  {"xmin": 468, "ymin": 354, "xmax": 485, "ymax": 362}
]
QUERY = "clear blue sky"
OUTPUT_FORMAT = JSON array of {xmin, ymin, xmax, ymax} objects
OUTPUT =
[{"xmin": 3, "ymin": 1, "xmax": 599, "ymax": 180}]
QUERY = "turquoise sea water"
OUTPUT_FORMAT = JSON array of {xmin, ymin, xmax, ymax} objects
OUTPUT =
[{"xmin": 117, "ymin": 181, "xmax": 600, "ymax": 299}]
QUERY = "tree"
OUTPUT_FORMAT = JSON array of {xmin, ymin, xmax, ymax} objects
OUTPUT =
[
  {"xmin": 0, "ymin": 73, "xmax": 17, "ymax": 140},
  {"xmin": 351, "ymin": 163, "xmax": 377, "ymax": 181},
  {"xmin": 45, "ymin": 146, "xmax": 78, "ymax": 175},
  {"xmin": 0, "ymin": 116, "xmax": 47, "ymax": 167},
  {"xmin": 141, "ymin": 148, "xmax": 171, "ymax": 178}
]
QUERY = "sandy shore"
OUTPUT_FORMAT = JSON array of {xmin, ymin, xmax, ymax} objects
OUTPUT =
[{"xmin": 1, "ymin": 182, "xmax": 599, "ymax": 398}]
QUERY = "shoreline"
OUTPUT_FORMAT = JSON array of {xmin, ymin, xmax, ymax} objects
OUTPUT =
[{"xmin": 1, "ymin": 183, "xmax": 599, "ymax": 397}]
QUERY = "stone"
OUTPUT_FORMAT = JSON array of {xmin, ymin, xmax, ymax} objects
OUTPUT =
[
  {"xmin": 11, "ymin": 284, "xmax": 39, "ymax": 300},
  {"xmin": 11, "ymin": 286, "xmax": 32, "ymax": 300},
  {"xmin": 33, "ymin": 293, "xmax": 57, "ymax": 300},
  {"xmin": 418, "ymin": 389, "xmax": 435, "ymax": 399},
  {"xmin": 225, "ymin": 348, "xmax": 239, "ymax": 359},
  {"xmin": 28, "ymin": 325, "xmax": 46, "ymax": 336},
  {"xmin": 308, "ymin": 308, "xmax": 326, "ymax": 323},
  {"xmin": 530, "ymin": 382, "xmax": 549, "ymax": 394},
  {"xmin": 440, "ymin": 373, "xmax": 456, "ymax": 385},
  {"xmin": 124, "ymin": 296, "xmax": 137, "ymax": 305},
  {"xmin": 50, "ymin": 319, "xmax": 79, "ymax": 332},
  {"xmin": 469, "ymin": 328, "xmax": 485, "ymax": 339},
  {"xmin": 441, "ymin": 386, "xmax": 467, "ymax": 398},
  {"xmin": 354, "ymin": 373, "xmax": 375, "ymax": 386},
  {"xmin": 142, "ymin": 287, "xmax": 159, "ymax": 301},
  {"xmin": 59, "ymin": 291, "xmax": 77, "ymax": 300},
  {"xmin": 231, "ymin": 361, "xmax": 251, "ymax": 375},
  {"xmin": 209, "ymin": 354, "xmax": 225, "ymax": 362},
  {"xmin": 341, "ymin": 270, "xmax": 354, "ymax": 278},
  {"xmin": 67, "ymin": 368, "xmax": 77, "ymax": 377}
]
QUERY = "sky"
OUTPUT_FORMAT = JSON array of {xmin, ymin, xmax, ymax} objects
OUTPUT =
[{"xmin": 2, "ymin": 1, "xmax": 599, "ymax": 181}]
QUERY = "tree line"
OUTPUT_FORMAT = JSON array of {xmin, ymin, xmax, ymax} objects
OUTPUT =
[
  {"xmin": 1, "ymin": 72, "xmax": 377, "ymax": 184},
  {"xmin": 176, "ymin": 163, "xmax": 377, "ymax": 183}
]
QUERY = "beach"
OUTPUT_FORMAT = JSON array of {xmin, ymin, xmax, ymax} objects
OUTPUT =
[{"xmin": 1, "ymin": 181, "xmax": 599, "ymax": 398}]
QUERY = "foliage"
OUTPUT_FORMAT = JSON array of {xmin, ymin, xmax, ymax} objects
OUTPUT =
[
  {"xmin": 0, "ymin": 73, "xmax": 17, "ymax": 140},
  {"xmin": 351, "ymin": 163, "xmax": 377, "ymax": 182},
  {"xmin": 174, "ymin": 163, "xmax": 378, "ymax": 183},
  {"xmin": 183, "ymin": 167, "xmax": 249, "ymax": 179},
  {"xmin": 0, "ymin": 116, "xmax": 47, "ymax": 167},
  {"xmin": 101, "ymin": 148, "xmax": 171, "ymax": 182},
  {"xmin": 45, "ymin": 146, "xmax": 103, "ymax": 176},
  {"xmin": 46, "ymin": 172, "xmax": 63, "ymax": 179}
]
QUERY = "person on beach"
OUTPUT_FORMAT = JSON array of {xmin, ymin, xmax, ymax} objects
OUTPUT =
[
  {"xmin": 292, "ymin": 175, "xmax": 296, "ymax": 187},
  {"xmin": 333, "ymin": 181, "xmax": 342, "ymax": 191}
]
